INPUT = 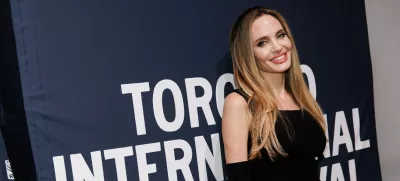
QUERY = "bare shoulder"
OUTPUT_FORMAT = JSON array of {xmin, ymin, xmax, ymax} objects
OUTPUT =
[
  {"xmin": 221, "ymin": 92, "xmax": 250, "ymax": 163},
  {"xmin": 222, "ymin": 92, "xmax": 249, "ymax": 127},
  {"xmin": 223, "ymin": 92, "xmax": 248, "ymax": 110}
]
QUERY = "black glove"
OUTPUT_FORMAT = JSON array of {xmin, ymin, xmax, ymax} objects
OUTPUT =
[{"xmin": 225, "ymin": 161, "xmax": 253, "ymax": 181}]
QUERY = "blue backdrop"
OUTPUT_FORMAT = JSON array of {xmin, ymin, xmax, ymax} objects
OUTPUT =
[{"xmin": 9, "ymin": 0, "xmax": 381, "ymax": 180}]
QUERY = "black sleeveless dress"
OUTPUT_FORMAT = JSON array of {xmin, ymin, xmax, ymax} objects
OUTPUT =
[{"xmin": 225, "ymin": 89, "xmax": 326, "ymax": 181}]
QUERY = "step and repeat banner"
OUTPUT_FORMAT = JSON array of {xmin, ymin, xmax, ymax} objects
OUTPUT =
[{"xmin": 9, "ymin": 0, "xmax": 381, "ymax": 180}]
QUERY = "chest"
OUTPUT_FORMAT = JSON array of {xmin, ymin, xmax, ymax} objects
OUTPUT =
[{"xmin": 274, "ymin": 111, "xmax": 326, "ymax": 158}]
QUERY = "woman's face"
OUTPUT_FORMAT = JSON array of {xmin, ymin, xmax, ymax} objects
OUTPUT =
[{"xmin": 251, "ymin": 15, "xmax": 292, "ymax": 74}]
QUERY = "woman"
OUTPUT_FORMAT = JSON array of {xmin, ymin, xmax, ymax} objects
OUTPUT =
[{"xmin": 222, "ymin": 6, "xmax": 327, "ymax": 181}]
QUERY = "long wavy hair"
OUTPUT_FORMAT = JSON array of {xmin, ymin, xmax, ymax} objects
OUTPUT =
[{"xmin": 229, "ymin": 6, "xmax": 327, "ymax": 161}]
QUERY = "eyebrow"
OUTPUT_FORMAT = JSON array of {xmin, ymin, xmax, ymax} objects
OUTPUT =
[{"xmin": 254, "ymin": 28, "xmax": 285, "ymax": 44}]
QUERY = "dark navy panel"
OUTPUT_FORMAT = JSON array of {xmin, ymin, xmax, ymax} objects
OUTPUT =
[{"xmin": 10, "ymin": 0, "xmax": 381, "ymax": 180}]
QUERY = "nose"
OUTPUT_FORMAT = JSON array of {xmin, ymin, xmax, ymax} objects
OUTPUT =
[{"xmin": 271, "ymin": 40, "xmax": 283, "ymax": 53}]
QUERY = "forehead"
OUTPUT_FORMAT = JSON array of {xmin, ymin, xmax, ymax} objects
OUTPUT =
[{"xmin": 251, "ymin": 15, "xmax": 283, "ymax": 40}]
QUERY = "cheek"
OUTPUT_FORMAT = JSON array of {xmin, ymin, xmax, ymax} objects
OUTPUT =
[
  {"xmin": 253, "ymin": 48, "xmax": 270, "ymax": 62},
  {"xmin": 283, "ymin": 38, "xmax": 293, "ymax": 50}
]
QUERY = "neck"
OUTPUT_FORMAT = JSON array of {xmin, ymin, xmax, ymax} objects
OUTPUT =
[{"xmin": 260, "ymin": 71, "xmax": 286, "ymax": 98}]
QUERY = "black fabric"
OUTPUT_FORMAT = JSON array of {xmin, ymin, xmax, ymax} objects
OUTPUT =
[
  {"xmin": 0, "ymin": 0, "xmax": 38, "ymax": 180},
  {"xmin": 225, "ymin": 89, "xmax": 326, "ymax": 181},
  {"xmin": 226, "ymin": 161, "xmax": 252, "ymax": 181}
]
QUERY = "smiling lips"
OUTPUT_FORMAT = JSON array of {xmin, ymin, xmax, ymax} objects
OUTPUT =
[{"xmin": 269, "ymin": 52, "xmax": 287, "ymax": 64}]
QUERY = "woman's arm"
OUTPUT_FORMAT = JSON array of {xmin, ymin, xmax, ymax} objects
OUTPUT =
[{"xmin": 222, "ymin": 92, "xmax": 252, "ymax": 180}]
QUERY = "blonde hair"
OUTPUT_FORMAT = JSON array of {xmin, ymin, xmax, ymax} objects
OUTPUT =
[{"xmin": 229, "ymin": 6, "xmax": 326, "ymax": 161}]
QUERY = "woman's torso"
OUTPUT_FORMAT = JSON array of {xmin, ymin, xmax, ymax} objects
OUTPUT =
[{"xmin": 233, "ymin": 89, "xmax": 326, "ymax": 181}]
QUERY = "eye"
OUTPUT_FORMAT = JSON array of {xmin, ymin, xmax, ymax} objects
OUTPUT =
[
  {"xmin": 257, "ymin": 40, "xmax": 268, "ymax": 47},
  {"xmin": 277, "ymin": 32, "xmax": 286, "ymax": 38}
]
